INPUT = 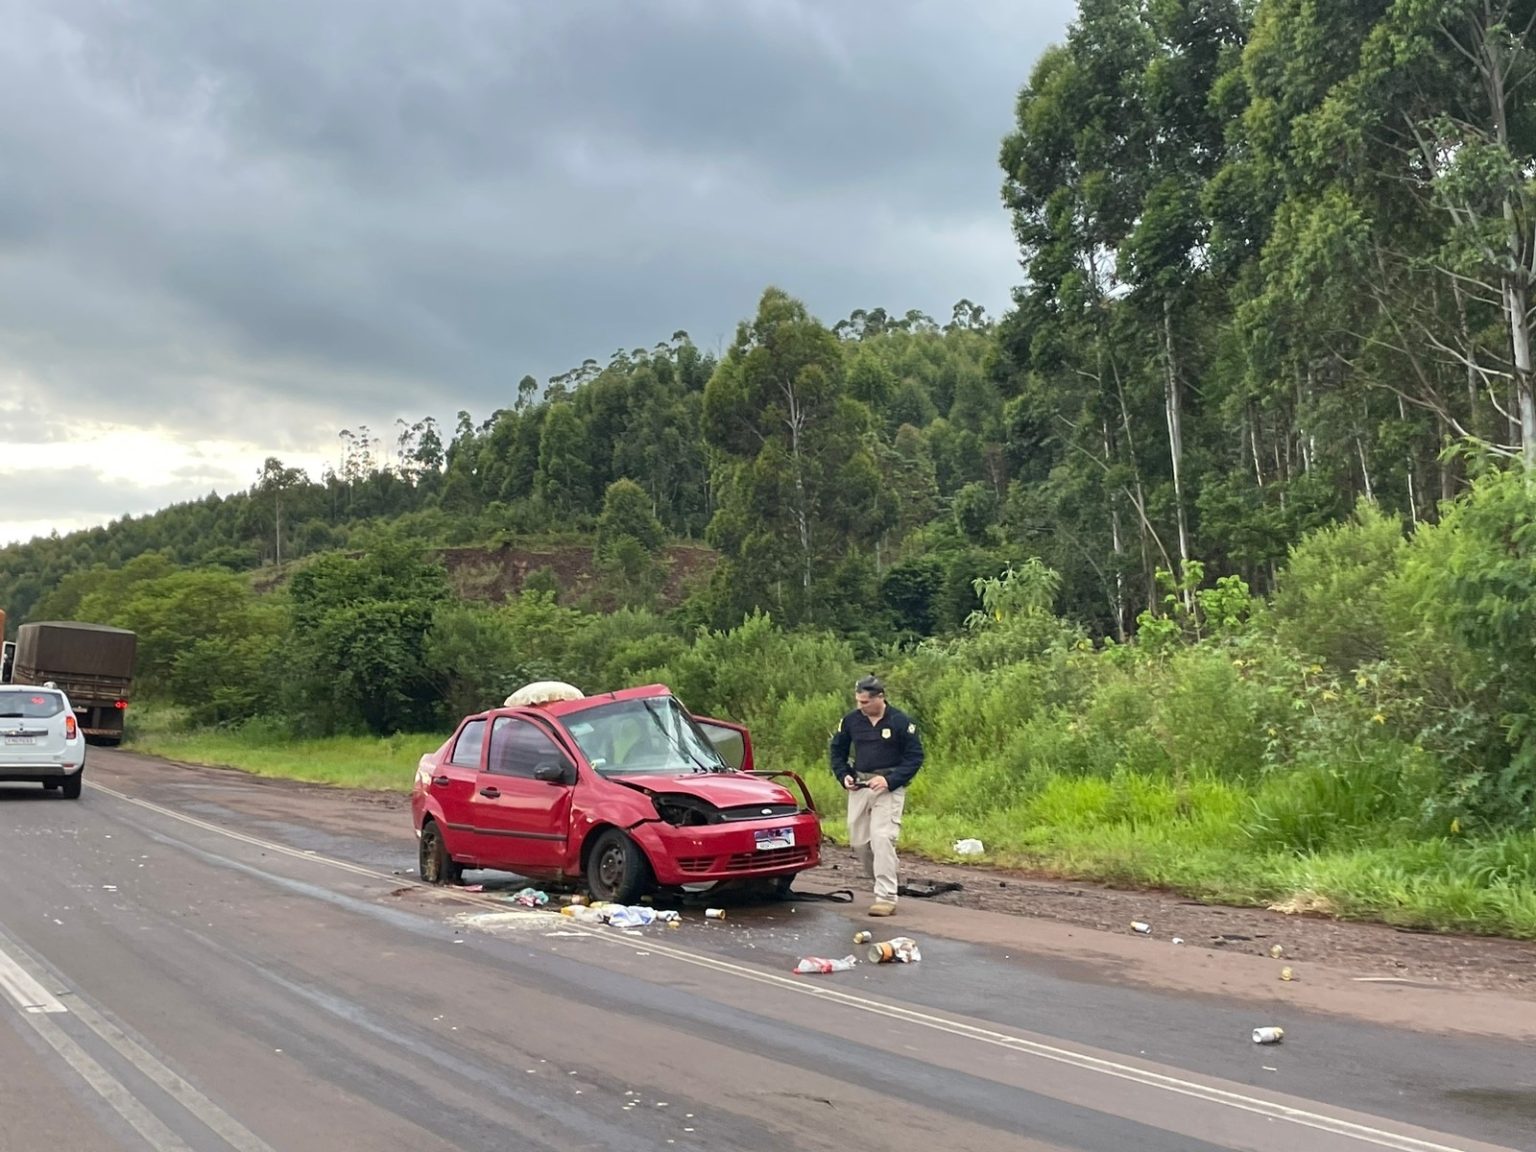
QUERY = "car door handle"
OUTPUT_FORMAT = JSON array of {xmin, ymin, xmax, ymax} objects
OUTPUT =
[
  {"xmin": 432, "ymin": 775, "xmax": 451, "ymax": 787},
  {"xmin": 479, "ymin": 786, "xmax": 501, "ymax": 799}
]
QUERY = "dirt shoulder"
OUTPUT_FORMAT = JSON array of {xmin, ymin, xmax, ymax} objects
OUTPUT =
[
  {"xmin": 805, "ymin": 844, "xmax": 1536, "ymax": 1001},
  {"xmin": 99, "ymin": 750, "xmax": 1536, "ymax": 1010}
]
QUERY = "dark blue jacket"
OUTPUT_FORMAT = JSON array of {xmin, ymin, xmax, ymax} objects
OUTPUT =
[{"xmin": 829, "ymin": 705, "xmax": 924, "ymax": 790}]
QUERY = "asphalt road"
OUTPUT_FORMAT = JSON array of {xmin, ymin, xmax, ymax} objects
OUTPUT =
[{"xmin": 0, "ymin": 751, "xmax": 1531, "ymax": 1152}]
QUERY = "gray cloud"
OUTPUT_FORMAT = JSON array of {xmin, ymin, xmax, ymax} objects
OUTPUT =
[{"xmin": 0, "ymin": 0, "xmax": 1073, "ymax": 491}]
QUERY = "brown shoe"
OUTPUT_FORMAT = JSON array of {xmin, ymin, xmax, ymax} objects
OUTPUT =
[{"xmin": 868, "ymin": 902, "xmax": 896, "ymax": 917}]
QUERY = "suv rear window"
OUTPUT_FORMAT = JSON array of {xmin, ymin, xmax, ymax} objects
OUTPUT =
[{"xmin": 0, "ymin": 690, "xmax": 65, "ymax": 719}]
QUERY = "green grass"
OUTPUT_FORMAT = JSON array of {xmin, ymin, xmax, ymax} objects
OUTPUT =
[{"xmin": 126, "ymin": 709, "xmax": 435, "ymax": 792}]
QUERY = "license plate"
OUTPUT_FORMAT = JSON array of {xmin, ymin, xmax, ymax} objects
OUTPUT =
[
  {"xmin": 754, "ymin": 827, "xmax": 795, "ymax": 851},
  {"xmin": 4, "ymin": 736, "xmax": 36, "ymax": 745}
]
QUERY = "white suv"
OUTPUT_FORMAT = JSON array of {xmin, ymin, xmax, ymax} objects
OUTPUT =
[{"xmin": 0, "ymin": 684, "xmax": 87, "ymax": 798}]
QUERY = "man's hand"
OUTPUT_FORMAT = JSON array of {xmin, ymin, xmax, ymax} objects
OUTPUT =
[
  {"xmin": 843, "ymin": 775, "xmax": 857, "ymax": 791},
  {"xmin": 867, "ymin": 775, "xmax": 889, "ymax": 793}
]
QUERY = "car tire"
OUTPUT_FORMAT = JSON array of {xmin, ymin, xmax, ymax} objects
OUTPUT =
[
  {"xmin": 587, "ymin": 829, "xmax": 652, "ymax": 904},
  {"xmin": 764, "ymin": 874, "xmax": 795, "ymax": 901},
  {"xmin": 60, "ymin": 771, "xmax": 83, "ymax": 800},
  {"xmin": 418, "ymin": 819, "xmax": 463, "ymax": 886}
]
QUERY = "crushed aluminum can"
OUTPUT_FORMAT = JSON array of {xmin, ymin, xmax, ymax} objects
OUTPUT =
[
  {"xmin": 853, "ymin": 931, "xmax": 872, "ymax": 944},
  {"xmin": 1269, "ymin": 944, "xmax": 1284, "ymax": 959},
  {"xmin": 1131, "ymin": 921, "xmax": 1152, "ymax": 934},
  {"xmin": 1252, "ymin": 1027, "xmax": 1285, "ymax": 1045},
  {"xmin": 1280, "ymin": 967, "xmax": 1294, "ymax": 982},
  {"xmin": 704, "ymin": 908, "xmax": 726, "ymax": 920}
]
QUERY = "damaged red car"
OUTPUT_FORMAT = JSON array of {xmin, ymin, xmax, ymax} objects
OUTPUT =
[{"xmin": 411, "ymin": 683, "xmax": 822, "ymax": 903}]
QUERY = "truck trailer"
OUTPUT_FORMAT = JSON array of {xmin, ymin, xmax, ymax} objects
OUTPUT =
[{"xmin": 9, "ymin": 622, "xmax": 136, "ymax": 745}]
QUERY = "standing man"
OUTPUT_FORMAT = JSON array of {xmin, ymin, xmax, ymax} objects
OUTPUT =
[{"xmin": 829, "ymin": 674, "xmax": 924, "ymax": 917}]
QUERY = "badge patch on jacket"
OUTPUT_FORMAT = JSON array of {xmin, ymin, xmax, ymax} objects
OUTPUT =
[{"xmin": 881, "ymin": 728, "xmax": 891, "ymax": 739}]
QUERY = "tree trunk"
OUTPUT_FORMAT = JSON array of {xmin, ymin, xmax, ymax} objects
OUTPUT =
[
  {"xmin": 783, "ymin": 388, "xmax": 813, "ymax": 597},
  {"xmin": 1103, "ymin": 418, "xmax": 1127, "ymax": 643},
  {"xmin": 1162, "ymin": 299, "xmax": 1192, "ymax": 609}
]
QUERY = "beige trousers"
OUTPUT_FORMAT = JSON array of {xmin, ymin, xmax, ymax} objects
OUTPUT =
[{"xmin": 847, "ymin": 782, "xmax": 906, "ymax": 904}]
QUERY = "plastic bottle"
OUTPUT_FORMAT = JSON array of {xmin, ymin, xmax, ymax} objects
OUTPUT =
[{"xmin": 794, "ymin": 954, "xmax": 859, "ymax": 974}]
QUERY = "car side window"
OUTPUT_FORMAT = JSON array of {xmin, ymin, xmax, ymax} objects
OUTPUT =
[
  {"xmin": 487, "ymin": 717, "xmax": 571, "ymax": 779},
  {"xmin": 450, "ymin": 719, "xmax": 487, "ymax": 768}
]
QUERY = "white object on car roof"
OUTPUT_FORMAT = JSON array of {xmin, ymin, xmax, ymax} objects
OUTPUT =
[{"xmin": 504, "ymin": 681, "xmax": 585, "ymax": 707}]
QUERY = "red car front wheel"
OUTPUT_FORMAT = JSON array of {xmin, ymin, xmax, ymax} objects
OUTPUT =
[{"xmin": 587, "ymin": 829, "xmax": 652, "ymax": 904}]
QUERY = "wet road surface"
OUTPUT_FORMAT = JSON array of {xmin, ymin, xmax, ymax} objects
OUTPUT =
[{"xmin": 0, "ymin": 750, "xmax": 1531, "ymax": 1152}]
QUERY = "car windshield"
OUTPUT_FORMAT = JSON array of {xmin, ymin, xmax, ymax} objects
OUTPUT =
[
  {"xmin": 561, "ymin": 696, "xmax": 729, "ymax": 776},
  {"xmin": 0, "ymin": 690, "xmax": 64, "ymax": 719}
]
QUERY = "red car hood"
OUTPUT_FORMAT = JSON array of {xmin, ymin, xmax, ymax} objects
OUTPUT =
[{"xmin": 609, "ymin": 772, "xmax": 799, "ymax": 809}]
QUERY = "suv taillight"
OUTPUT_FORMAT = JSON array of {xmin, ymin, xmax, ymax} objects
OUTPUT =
[{"xmin": 65, "ymin": 714, "xmax": 78, "ymax": 740}]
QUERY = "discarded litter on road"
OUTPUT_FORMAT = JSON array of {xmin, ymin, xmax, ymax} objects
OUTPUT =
[
  {"xmin": 794, "ymin": 954, "xmax": 859, "ymax": 974},
  {"xmin": 1252, "ymin": 1027, "xmax": 1285, "ymax": 1045},
  {"xmin": 952, "ymin": 838, "xmax": 984, "ymax": 855},
  {"xmin": 1270, "ymin": 944, "xmax": 1284, "ymax": 959},
  {"xmin": 1131, "ymin": 921, "xmax": 1152, "ymax": 935},
  {"xmin": 704, "ymin": 908, "xmax": 726, "ymax": 920},
  {"xmin": 868, "ymin": 936, "xmax": 922, "ymax": 963},
  {"xmin": 853, "ymin": 930, "xmax": 872, "ymax": 944},
  {"xmin": 509, "ymin": 887, "xmax": 549, "ymax": 907},
  {"xmin": 1280, "ymin": 967, "xmax": 1294, "ymax": 982}
]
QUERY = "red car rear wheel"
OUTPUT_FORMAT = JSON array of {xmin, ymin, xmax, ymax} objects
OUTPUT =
[{"xmin": 419, "ymin": 820, "xmax": 464, "ymax": 886}]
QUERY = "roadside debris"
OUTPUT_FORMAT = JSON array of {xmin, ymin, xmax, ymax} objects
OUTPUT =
[
  {"xmin": 1280, "ymin": 967, "xmax": 1294, "ymax": 982},
  {"xmin": 952, "ymin": 838, "xmax": 984, "ymax": 855},
  {"xmin": 1269, "ymin": 944, "xmax": 1284, "ymax": 959},
  {"xmin": 556, "ymin": 902, "xmax": 680, "ymax": 928},
  {"xmin": 1131, "ymin": 921, "xmax": 1152, "ymax": 935},
  {"xmin": 461, "ymin": 883, "xmax": 485, "ymax": 893},
  {"xmin": 705, "ymin": 908, "xmax": 726, "ymax": 920},
  {"xmin": 1252, "ymin": 1027, "xmax": 1284, "ymax": 1045},
  {"xmin": 508, "ymin": 887, "xmax": 548, "ymax": 907},
  {"xmin": 795, "ymin": 954, "xmax": 859, "ymax": 974},
  {"xmin": 1171, "ymin": 937, "xmax": 1184, "ymax": 945},
  {"xmin": 605, "ymin": 906, "xmax": 682, "ymax": 929},
  {"xmin": 868, "ymin": 936, "xmax": 922, "ymax": 963},
  {"xmin": 853, "ymin": 931, "xmax": 873, "ymax": 944}
]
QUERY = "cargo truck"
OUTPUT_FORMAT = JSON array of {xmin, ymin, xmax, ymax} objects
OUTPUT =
[{"xmin": 8, "ymin": 622, "xmax": 136, "ymax": 745}]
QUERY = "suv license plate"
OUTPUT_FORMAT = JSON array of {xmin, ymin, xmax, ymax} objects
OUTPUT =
[
  {"xmin": 4, "ymin": 736, "xmax": 36, "ymax": 745},
  {"xmin": 754, "ymin": 827, "xmax": 795, "ymax": 850}
]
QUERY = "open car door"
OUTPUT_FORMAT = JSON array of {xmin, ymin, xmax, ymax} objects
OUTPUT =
[{"xmin": 691, "ymin": 716, "xmax": 753, "ymax": 773}]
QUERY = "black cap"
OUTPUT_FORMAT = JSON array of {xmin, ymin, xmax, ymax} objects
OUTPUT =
[{"xmin": 854, "ymin": 674, "xmax": 885, "ymax": 695}]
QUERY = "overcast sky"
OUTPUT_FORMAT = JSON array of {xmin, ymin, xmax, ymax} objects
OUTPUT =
[{"xmin": 0, "ymin": 0, "xmax": 1075, "ymax": 546}]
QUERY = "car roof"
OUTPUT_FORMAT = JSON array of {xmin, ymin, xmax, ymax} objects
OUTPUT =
[
  {"xmin": 475, "ymin": 683, "xmax": 675, "ymax": 726},
  {"xmin": 0, "ymin": 684, "xmax": 66, "ymax": 696}
]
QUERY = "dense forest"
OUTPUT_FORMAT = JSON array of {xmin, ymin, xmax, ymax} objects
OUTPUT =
[{"xmin": 4, "ymin": 0, "xmax": 1536, "ymax": 931}]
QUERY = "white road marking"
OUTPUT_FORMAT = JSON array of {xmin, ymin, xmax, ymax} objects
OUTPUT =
[
  {"xmin": 23, "ymin": 1010, "xmax": 197, "ymax": 1152},
  {"xmin": 0, "ymin": 940, "xmax": 68, "ymax": 1014},
  {"xmin": 90, "ymin": 779, "xmax": 1506, "ymax": 1152},
  {"xmin": 0, "ymin": 899, "xmax": 279, "ymax": 1150},
  {"xmin": 64, "ymin": 994, "xmax": 280, "ymax": 1152}
]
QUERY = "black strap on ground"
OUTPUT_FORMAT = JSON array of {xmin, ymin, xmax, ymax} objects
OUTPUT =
[
  {"xmin": 898, "ymin": 880, "xmax": 964, "ymax": 898},
  {"xmin": 782, "ymin": 887, "xmax": 856, "ymax": 903}
]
